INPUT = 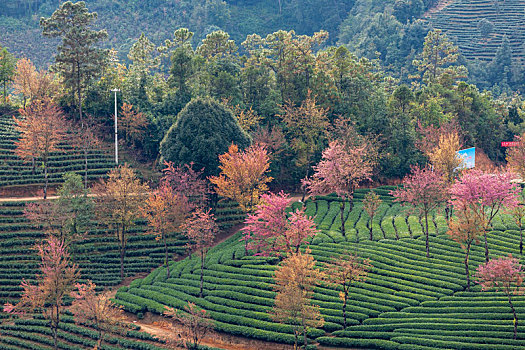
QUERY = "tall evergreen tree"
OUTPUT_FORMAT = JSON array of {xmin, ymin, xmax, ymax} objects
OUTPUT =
[
  {"xmin": 489, "ymin": 36, "xmax": 513, "ymax": 88},
  {"xmin": 40, "ymin": 1, "xmax": 108, "ymax": 124},
  {"xmin": 0, "ymin": 46, "xmax": 16, "ymax": 104}
]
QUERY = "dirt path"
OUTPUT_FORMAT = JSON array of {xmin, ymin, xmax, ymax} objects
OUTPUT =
[{"xmin": 124, "ymin": 313, "xmax": 294, "ymax": 350}]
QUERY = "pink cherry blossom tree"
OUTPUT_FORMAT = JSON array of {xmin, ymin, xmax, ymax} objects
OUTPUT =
[
  {"xmin": 450, "ymin": 170, "xmax": 520, "ymax": 262},
  {"xmin": 304, "ymin": 140, "xmax": 376, "ymax": 236},
  {"xmin": 182, "ymin": 209, "xmax": 218, "ymax": 298},
  {"xmin": 476, "ymin": 255, "xmax": 524, "ymax": 339},
  {"xmin": 392, "ymin": 166, "xmax": 448, "ymax": 257},
  {"xmin": 242, "ymin": 192, "xmax": 318, "ymax": 257},
  {"xmin": 162, "ymin": 161, "xmax": 209, "ymax": 208}
]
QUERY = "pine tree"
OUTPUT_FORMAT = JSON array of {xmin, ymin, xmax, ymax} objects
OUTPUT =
[{"xmin": 40, "ymin": 1, "xmax": 108, "ymax": 124}]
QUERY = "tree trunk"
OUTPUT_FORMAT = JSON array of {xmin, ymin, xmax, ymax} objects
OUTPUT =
[
  {"xmin": 32, "ymin": 157, "xmax": 35, "ymax": 175},
  {"xmin": 3, "ymin": 81, "xmax": 6, "ymax": 104},
  {"xmin": 425, "ymin": 213, "xmax": 430, "ymax": 258},
  {"xmin": 508, "ymin": 293, "xmax": 518, "ymax": 340},
  {"xmin": 393, "ymin": 216, "xmax": 399, "ymax": 240},
  {"xmin": 43, "ymin": 157, "xmax": 48, "ymax": 200},
  {"xmin": 52, "ymin": 304, "xmax": 59, "ymax": 350},
  {"xmin": 96, "ymin": 328, "xmax": 104, "ymax": 350},
  {"xmin": 302, "ymin": 314, "xmax": 308, "ymax": 349},
  {"xmin": 77, "ymin": 61, "xmax": 83, "ymax": 126},
  {"xmin": 83, "ymin": 144, "xmax": 88, "ymax": 190},
  {"xmin": 340, "ymin": 200, "xmax": 346, "ymax": 236},
  {"xmin": 164, "ymin": 233, "xmax": 170, "ymax": 279},
  {"xmin": 465, "ymin": 241, "xmax": 471, "ymax": 291},
  {"xmin": 301, "ymin": 169, "xmax": 309, "ymax": 204},
  {"xmin": 520, "ymin": 225, "xmax": 523, "ymax": 255},
  {"xmin": 200, "ymin": 252, "xmax": 204, "ymax": 298},
  {"xmin": 120, "ymin": 245, "xmax": 125, "ymax": 279},
  {"xmin": 342, "ymin": 289, "xmax": 348, "ymax": 329},
  {"xmin": 369, "ymin": 214, "xmax": 373, "ymax": 240},
  {"xmin": 484, "ymin": 229, "xmax": 489, "ymax": 263}
]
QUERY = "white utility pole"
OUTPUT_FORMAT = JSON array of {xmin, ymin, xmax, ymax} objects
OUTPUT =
[{"xmin": 111, "ymin": 88, "xmax": 120, "ymax": 165}]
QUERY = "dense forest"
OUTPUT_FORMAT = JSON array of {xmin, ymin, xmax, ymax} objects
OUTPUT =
[{"xmin": 1, "ymin": 0, "xmax": 525, "ymax": 189}]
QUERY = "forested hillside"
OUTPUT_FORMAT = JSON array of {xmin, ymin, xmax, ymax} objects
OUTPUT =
[{"xmin": 1, "ymin": 0, "xmax": 354, "ymax": 68}]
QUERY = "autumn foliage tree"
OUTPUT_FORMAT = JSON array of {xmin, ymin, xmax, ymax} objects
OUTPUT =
[
  {"xmin": 13, "ymin": 99, "xmax": 68, "ymax": 199},
  {"xmin": 71, "ymin": 121, "xmax": 101, "ymax": 189},
  {"xmin": 447, "ymin": 205, "xmax": 484, "ymax": 290},
  {"xmin": 120, "ymin": 103, "xmax": 148, "ymax": 146},
  {"xmin": 3, "ymin": 237, "xmax": 79, "ymax": 350},
  {"xmin": 142, "ymin": 182, "xmax": 191, "ymax": 278},
  {"xmin": 476, "ymin": 255, "xmax": 525, "ymax": 340},
  {"xmin": 392, "ymin": 166, "xmax": 448, "ymax": 257},
  {"xmin": 12, "ymin": 58, "xmax": 36, "ymax": 107},
  {"xmin": 271, "ymin": 250, "xmax": 324, "ymax": 349},
  {"xmin": 94, "ymin": 164, "xmax": 149, "ymax": 279},
  {"xmin": 242, "ymin": 192, "xmax": 318, "ymax": 256},
  {"xmin": 428, "ymin": 131, "xmax": 463, "ymax": 184},
  {"xmin": 323, "ymin": 252, "xmax": 371, "ymax": 329},
  {"xmin": 450, "ymin": 170, "xmax": 520, "ymax": 262},
  {"xmin": 182, "ymin": 209, "xmax": 218, "ymax": 298},
  {"xmin": 209, "ymin": 144, "xmax": 272, "ymax": 213},
  {"xmin": 305, "ymin": 139, "xmax": 376, "ymax": 236},
  {"xmin": 363, "ymin": 191, "xmax": 383, "ymax": 240},
  {"xmin": 164, "ymin": 302, "xmax": 214, "ymax": 350},
  {"xmin": 70, "ymin": 280, "xmax": 125, "ymax": 349},
  {"xmin": 506, "ymin": 132, "xmax": 525, "ymax": 180},
  {"xmin": 162, "ymin": 161, "xmax": 209, "ymax": 208}
]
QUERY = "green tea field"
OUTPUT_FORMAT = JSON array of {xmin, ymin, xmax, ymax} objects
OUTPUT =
[{"xmin": 114, "ymin": 187, "xmax": 525, "ymax": 349}]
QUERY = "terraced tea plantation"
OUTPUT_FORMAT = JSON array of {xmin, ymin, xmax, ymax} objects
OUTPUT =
[
  {"xmin": 0, "ymin": 111, "xmax": 115, "ymax": 189},
  {"xmin": 0, "ymin": 200, "xmax": 190, "ymax": 307},
  {"xmin": 0, "ymin": 312, "xmax": 170, "ymax": 350},
  {"xmin": 115, "ymin": 187, "xmax": 525, "ymax": 349},
  {"xmin": 427, "ymin": 0, "xmax": 525, "ymax": 62}
]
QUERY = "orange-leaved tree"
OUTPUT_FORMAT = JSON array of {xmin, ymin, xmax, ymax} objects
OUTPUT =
[
  {"xmin": 120, "ymin": 102, "xmax": 148, "ymax": 146},
  {"xmin": 271, "ymin": 250, "xmax": 324, "ymax": 350},
  {"xmin": 209, "ymin": 143, "xmax": 272, "ymax": 213},
  {"xmin": 70, "ymin": 121, "xmax": 101, "ymax": 189},
  {"xmin": 142, "ymin": 182, "xmax": 191, "ymax": 279},
  {"xmin": 13, "ymin": 98, "xmax": 68, "ymax": 199},
  {"xmin": 94, "ymin": 164, "xmax": 149, "ymax": 279},
  {"xmin": 12, "ymin": 58, "xmax": 36, "ymax": 108},
  {"xmin": 12, "ymin": 58, "xmax": 60, "ymax": 107},
  {"xmin": 70, "ymin": 280, "xmax": 125, "ymax": 349},
  {"xmin": 447, "ymin": 205, "xmax": 484, "ymax": 290},
  {"xmin": 323, "ymin": 252, "xmax": 371, "ymax": 329},
  {"xmin": 3, "ymin": 237, "xmax": 79, "ymax": 350}
]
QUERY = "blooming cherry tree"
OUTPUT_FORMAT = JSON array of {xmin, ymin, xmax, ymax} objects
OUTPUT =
[
  {"xmin": 242, "ymin": 192, "xmax": 318, "ymax": 256},
  {"xmin": 392, "ymin": 166, "xmax": 448, "ymax": 257},
  {"xmin": 182, "ymin": 209, "xmax": 218, "ymax": 297},
  {"xmin": 304, "ymin": 140, "xmax": 375, "ymax": 236},
  {"xmin": 476, "ymin": 255, "xmax": 524, "ymax": 339},
  {"xmin": 450, "ymin": 170, "xmax": 520, "ymax": 262}
]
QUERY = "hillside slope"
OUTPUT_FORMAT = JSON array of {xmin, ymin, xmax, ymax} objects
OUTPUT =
[
  {"xmin": 0, "ymin": 0, "xmax": 354, "ymax": 68},
  {"xmin": 427, "ymin": 0, "xmax": 525, "ymax": 63}
]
